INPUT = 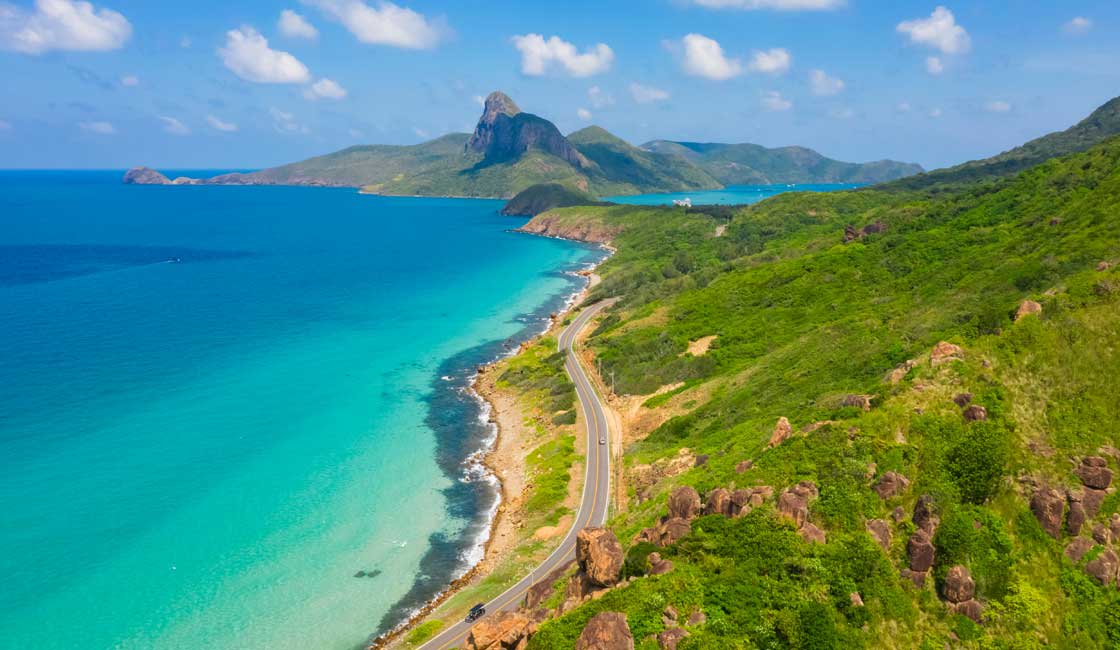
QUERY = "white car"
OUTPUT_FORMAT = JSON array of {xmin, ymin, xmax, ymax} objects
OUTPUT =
[{"xmin": 599, "ymin": 437, "xmax": 606, "ymax": 445}]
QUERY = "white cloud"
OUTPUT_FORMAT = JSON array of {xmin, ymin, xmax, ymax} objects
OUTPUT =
[
  {"xmin": 511, "ymin": 33, "xmax": 614, "ymax": 77},
  {"xmin": 79, "ymin": 120, "xmax": 115, "ymax": 134},
  {"xmin": 307, "ymin": 0, "xmax": 444, "ymax": 49},
  {"xmin": 270, "ymin": 107, "xmax": 309, "ymax": 134},
  {"xmin": 179, "ymin": 35, "xmax": 191, "ymax": 48},
  {"xmin": 279, "ymin": 9, "xmax": 318, "ymax": 39},
  {"xmin": 303, "ymin": 77, "xmax": 348, "ymax": 100},
  {"xmin": 219, "ymin": 26, "xmax": 311, "ymax": 84},
  {"xmin": 984, "ymin": 100, "xmax": 1011, "ymax": 113},
  {"xmin": 159, "ymin": 116, "xmax": 190, "ymax": 135},
  {"xmin": 928, "ymin": 107, "xmax": 943, "ymax": 118},
  {"xmin": 577, "ymin": 107, "xmax": 592, "ymax": 120},
  {"xmin": 679, "ymin": 33, "xmax": 741, "ymax": 80},
  {"xmin": 809, "ymin": 68, "xmax": 844, "ymax": 95},
  {"xmin": 412, "ymin": 126, "xmax": 429, "ymax": 139},
  {"xmin": 1063, "ymin": 16, "xmax": 1092, "ymax": 35},
  {"xmin": 897, "ymin": 101, "xmax": 912, "ymax": 112},
  {"xmin": 120, "ymin": 74, "xmax": 138, "ymax": 86},
  {"xmin": 897, "ymin": 6, "xmax": 970, "ymax": 54},
  {"xmin": 206, "ymin": 114, "xmax": 238, "ymax": 132},
  {"xmin": 588, "ymin": 85, "xmax": 614, "ymax": 108},
  {"xmin": 0, "ymin": 0, "xmax": 131, "ymax": 54},
  {"xmin": 630, "ymin": 82, "xmax": 670, "ymax": 104},
  {"xmin": 472, "ymin": 94, "xmax": 485, "ymax": 106},
  {"xmin": 747, "ymin": 48, "xmax": 791, "ymax": 75},
  {"xmin": 925, "ymin": 56, "xmax": 944, "ymax": 75},
  {"xmin": 761, "ymin": 90, "xmax": 792, "ymax": 111},
  {"xmin": 690, "ymin": 0, "xmax": 843, "ymax": 9}
]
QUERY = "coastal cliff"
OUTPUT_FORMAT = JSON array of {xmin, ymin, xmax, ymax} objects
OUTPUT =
[{"xmin": 518, "ymin": 208, "xmax": 621, "ymax": 244}]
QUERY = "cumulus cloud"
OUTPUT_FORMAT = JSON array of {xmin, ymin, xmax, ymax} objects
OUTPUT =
[
  {"xmin": 587, "ymin": 85, "xmax": 614, "ymax": 108},
  {"xmin": 897, "ymin": 6, "xmax": 970, "ymax": 54},
  {"xmin": 304, "ymin": 77, "xmax": 348, "ymax": 100},
  {"xmin": 307, "ymin": 0, "xmax": 444, "ymax": 49},
  {"xmin": 761, "ymin": 90, "xmax": 791, "ymax": 111},
  {"xmin": 747, "ymin": 48, "xmax": 791, "ymax": 75},
  {"xmin": 984, "ymin": 100, "xmax": 1011, "ymax": 113},
  {"xmin": 809, "ymin": 69, "xmax": 844, "ymax": 95},
  {"xmin": 270, "ymin": 107, "xmax": 309, "ymax": 134},
  {"xmin": 691, "ymin": 0, "xmax": 842, "ymax": 9},
  {"xmin": 679, "ymin": 33, "xmax": 741, "ymax": 80},
  {"xmin": 925, "ymin": 56, "xmax": 944, "ymax": 75},
  {"xmin": 120, "ymin": 74, "xmax": 138, "ymax": 86},
  {"xmin": 512, "ymin": 34, "xmax": 613, "ymax": 77},
  {"xmin": 206, "ymin": 115, "xmax": 238, "ymax": 132},
  {"xmin": 159, "ymin": 116, "xmax": 190, "ymax": 135},
  {"xmin": 630, "ymin": 82, "xmax": 669, "ymax": 104},
  {"xmin": 79, "ymin": 120, "xmax": 115, "ymax": 134},
  {"xmin": 577, "ymin": 107, "xmax": 592, "ymax": 121},
  {"xmin": 0, "ymin": 0, "xmax": 131, "ymax": 54},
  {"xmin": 1063, "ymin": 16, "xmax": 1092, "ymax": 35},
  {"xmin": 279, "ymin": 9, "xmax": 318, "ymax": 39},
  {"xmin": 412, "ymin": 126, "xmax": 428, "ymax": 138},
  {"xmin": 219, "ymin": 26, "xmax": 311, "ymax": 84}
]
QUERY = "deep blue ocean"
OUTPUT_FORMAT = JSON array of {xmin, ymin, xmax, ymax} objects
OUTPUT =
[
  {"xmin": 606, "ymin": 183, "xmax": 863, "ymax": 205},
  {"xmin": 0, "ymin": 171, "xmax": 601, "ymax": 649}
]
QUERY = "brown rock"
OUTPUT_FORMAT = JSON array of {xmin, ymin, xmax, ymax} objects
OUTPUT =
[
  {"xmin": 943, "ymin": 565, "xmax": 976, "ymax": 604},
  {"xmin": 842, "ymin": 394, "xmax": 875, "ymax": 411},
  {"xmin": 705, "ymin": 488, "xmax": 733, "ymax": 517},
  {"xmin": 963, "ymin": 405, "xmax": 988, "ymax": 422},
  {"xmin": 576, "ymin": 612, "xmax": 634, "ymax": 650},
  {"xmin": 907, "ymin": 529, "xmax": 936, "ymax": 572},
  {"xmin": 1099, "ymin": 261, "xmax": 1115, "ymax": 271},
  {"xmin": 687, "ymin": 610, "xmax": 706, "ymax": 626},
  {"xmin": 800, "ymin": 522, "xmax": 827, "ymax": 544},
  {"xmin": 735, "ymin": 460, "xmax": 753, "ymax": 474},
  {"xmin": 467, "ymin": 610, "xmax": 531, "ymax": 650},
  {"xmin": 1030, "ymin": 488, "xmax": 1065, "ymax": 539},
  {"xmin": 577, "ymin": 528, "xmax": 624, "ymax": 587},
  {"xmin": 730, "ymin": 489, "xmax": 752, "ymax": 516},
  {"xmin": 660, "ymin": 518, "xmax": 692, "ymax": 546},
  {"xmin": 850, "ymin": 592, "xmax": 864, "ymax": 607},
  {"xmin": 913, "ymin": 495, "xmax": 938, "ymax": 534},
  {"xmin": 930, "ymin": 341, "xmax": 964, "ymax": 366},
  {"xmin": 777, "ymin": 482, "xmax": 818, "ymax": 528},
  {"xmin": 952, "ymin": 393, "xmax": 973, "ymax": 407},
  {"xmin": 892, "ymin": 506, "xmax": 907, "ymax": 523},
  {"xmin": 750, "ymin": 485, "xmax": 774, "ymax": 505},
  {"xmin": 1083, "ymin": 488, "xmax": 1107, "ymax": 518},
  {"xmin": 768, "ymin": 416, "xmax": 793, "ymax": 448},
  {"xmin": 954, "ymin": 599, "xmax": 983, "ymax": 624},
  {"xmin": 1092, "ymin": 524, "xmax": 1113, "ymax": 546},
  {"xmin": 905, "ymin": 569, "xmax": 927, "ymax": 587},
  {"xmin": 1111, "ymin": 513, "xmax": 1120, "ymax": 540},
  {"xmin": 667, "ymin": 487, "xmax": 702, "ymax": 520},
  {"xmin": 656, "ymin": 628, "xmax": 689, "ymax": 650},
  {"xmin": 1067, "ymin": 494, "xmax": 1086, "ymax": 537},
  {"xmin": 1085, "ymin": 549, "xmax": 1119, "ymax": 587},
  {"xmin": 1076, "ymin": 456, "xmax": 1113, "ymax": 490},
  {"xmin": 886, "ymin": 359, "xmax": 918, "ymax": 385},
  {"xmin": 866, "ymin": 519, "xmax": 892, "ymax": 551},
  {"xmin": 693, "ymin": 454, "xmax": 709, "ymax": 467},
  {"xmin": 873, "ymin": 471, "xmax": 911, "ymax": 499},
  {"xmin": 1015, "ymin": 300, "xmax": 1043, "ymax": 321},
  {"xmin": 661, "ymin": 605, "xmax": 678, "ymax": 627},
  {"xmin": 647, "ymin": 552, "xmax": 674, "ymax": 575},
  {"xmin": 1065, "ymin": 538, "xmax": 1094, "ymax": 562},
  {"xmin": 526, "ymin": 560, "xmax": 576, "ymax": 608}
]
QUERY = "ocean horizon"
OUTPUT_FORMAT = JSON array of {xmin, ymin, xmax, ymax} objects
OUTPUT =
[{"xmin": 0, "ymin": 170, "xmax": 601, "ymax": 649}]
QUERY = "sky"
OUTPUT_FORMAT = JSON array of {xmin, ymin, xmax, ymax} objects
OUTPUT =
[{"xmin": 0, "ymin": 0, "xmax": 1117, "ymax": 170}]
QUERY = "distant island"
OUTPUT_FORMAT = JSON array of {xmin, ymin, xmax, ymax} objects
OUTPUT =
[{"xmin": 124, "ymin": 91, "xmax": 923, "ymax": 199}]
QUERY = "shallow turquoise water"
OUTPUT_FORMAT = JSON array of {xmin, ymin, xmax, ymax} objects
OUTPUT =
[
  {"xmin": 606, "ymin": 183, "xmax": 863, "ymax": 206},
  {"xmin": 0, "ymin": 172, "xmax": 599, "ymax": 649}
]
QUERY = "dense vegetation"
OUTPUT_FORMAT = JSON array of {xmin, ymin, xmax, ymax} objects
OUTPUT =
[
  {"xmin": 522, "ymin": 133, "xmax": 1120, "ymax": 649},
  {"xmin": 500, "ymin": 183, "xmax": 609, "ymax": 217}
]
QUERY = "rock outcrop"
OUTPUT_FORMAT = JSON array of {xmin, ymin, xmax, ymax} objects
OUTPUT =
[
  {"xmin": 943, "ymin": 565, "xmax": 975, "ymax": 603},
  {"xmin": 467, "ymin": 610, "xmax": 532, "ymax": 650},
  {"xmin": 1076, "ymin": 457, "xmax": 1113, "ymax": 490},
  {"xmin": 704, "ymin": 488, "xmax": 733, "ymax": 516},
  {"xmin": 963, "ymin": 405, "xmax": 988, "ymax": 422},
  {"xmin": 577, "ymin": 528, "xmax": 624, "ymax": 587},
  {"xmin": 467, "ymin": 91, "xmax": 522, "ymax": 153},
  {"xmin": 873, "ymin": 471, "xmax": 910, "ymax": 499},
  {"xmin": 667, "ymin": 486, "xmax": 702, "ymax": 520},
  {"xmin": 1085, "ymin": 549, "xmax": 1119, "ymax": 586},
  {"xmin": 1030, "ymin": 488, "xmax": 1066, "ymax": 539},
  {"xmin": 866, "ymin": 519, "xmax": 892, "ymax": 550},
  {"xmin": 656, "ymin": 628, "xmax": 689, "ymax": 650},
  {"xmin": 842, "ymin": 394, "xmax": 876, "ymax": 411},
  {"xmin": 467, "ymin": 91, "xmax": 589, "ymax": 169},
  {"xmin": 907, "ymin": 529, "xmax": 936, "ymax": 573},
  {"xmin": 768, "ymin": 416, "xmax": 793, "ymax": 447},
  {"xmin": 777, "ymin": 481, "xmax": 818, "ymax": 528},
  {"xmin": 647, "ymin": 552, "xmax": 674, "ymax": 575},
  {"xmin": 631, "ymin": 449, "xmax": 697, "ymax": 502},
  {"xmin": 123, "ymin": 166, "xmax": 171, "ymax": 185},
  {"xmin": 930, "ymin": 341, "xmax": 964, "ymax": 366},
  {"xmin": 1014, "ymin": 300, "xmax": 1043, "ymax": 321},
  {"xmin": 913, "ymin": 495, "xmax": 939, "ymax": 535},
  {"xmin": 576, "ymin": 612, "xmax": 634, "ymax": 650}
]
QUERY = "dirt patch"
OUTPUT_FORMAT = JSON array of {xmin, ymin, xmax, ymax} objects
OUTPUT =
[{"xmin": 686, "ymin": 335, "xmax": 717, "ymax": 356}]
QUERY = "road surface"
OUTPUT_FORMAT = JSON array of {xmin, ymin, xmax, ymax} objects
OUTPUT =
[{"xmin": 416, "ymin": 300, "xmax": 614, "ymax": 650}]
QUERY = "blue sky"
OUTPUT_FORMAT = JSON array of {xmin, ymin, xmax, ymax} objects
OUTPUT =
[{"xmin": 0, "ymin": 0, "xmax": 1117, "ymax": 170}]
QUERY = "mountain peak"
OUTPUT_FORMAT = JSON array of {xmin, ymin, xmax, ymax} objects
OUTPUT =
[
  {"xmin": 467, "ymin": 91, "xmax": 522, "ymax": 153},
  {"xmin": 482, "ymin": 91, "xmax": 521, "ymax": 119}
]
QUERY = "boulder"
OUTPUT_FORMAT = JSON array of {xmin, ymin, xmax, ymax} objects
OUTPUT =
[
  {"xmin": 953, "ymin": 599, "xmax": 983, "ymax": 624},
  {"xmin": 1030, "ymin": 488, "xmax": 1066, "ymax": 539},
  {"xmin": 1099, "ymin": 261, "xmax": 1115, "ymax": 271},
  {"xmin": 886, "ymin": 359, "xmax": 918, "ymax": 385},
  {"xmin": 907, "ymin": 529, "xmax": 936, "ymax": 572},
  {"xmin": 850, "ymin": 592, "xmax": 864, "ymax": 607},
  {"xmin": 648, "ymin": 556, "xmax": 674, "ymax": 575},
  {"xmin": 953, "ymin": 393, "xmax": 973, "ymax": 407},
  {"xmin": 1085, "ymin": 549, "xmax": 1119, "ymax": 587},
  {"xmin": 1067, "ymin": 493, "xmax": 1086, "ymax": 536},
  {"xmin": 705, "ymin": 488, "xmax": 733, "ymax": 516},
  {"xmin": 873, "ymin": 471, "xmax": 910, "ymax": 499},
  {"xmin": 768, "ymin": 416, "xmax": 793, "ymax": 448},
  {"xmin": 943, "ymin": 565, "xmax": 975, "ymax": 603},
  {"xmin": 527, "ymin": 561, "xmax": 576, "ymax": 609},
  {"xmin": 1111, "ymin": 513, "xmax": 1120, "ymax": 540},
  {"xmin": 667, "ymin": 487, "xmax": 702, "ymax": 520},
  {"xmin": 800, "ymin": 523, "xmax": 827, "ymax": 544},
  {"xmin": 842, "ymin": 394, "xmax": 875, "ymax": 411},
  {"xmin": 930, "ymin": 341, "xmax": 964, "ymax": 366},
  {"xmin": 777, "ymin": 482, "xmax": 818, "ymax": 528},
  {"xmin": 866, "ymin": 519, "xmax": 892, "ymax": 551},
  {"xmin": 904, "ymin": 569, "xmax": 927, "ymax": 588},
  {"xmin": 892, "ymin": 506, "xmax": 907, "ymax": 523},
  {"xmin": 963, "ymin": 405, "xmax": 988, "ymax": 422},
  {"xmin": 1083, "ymin": 488, "xmax": 1107, "ymax": 518},
  {"xmin": 576, "ymin": 528, "xmax": 623, "ymax": 587},
  {"xmin": 661, "ymin": 605, "xmax": 678, "ymax": 627},
  {"xmin": 693, "ymin": 454, "xmax": 709, "ymax": 467},
  {"xmin": 730, "ymin": 489, "xmax": 753, "ymax": 516},
  {"xmin": 913, "ymin": 495, "xmax": 938, "ymax": 534},
  {"xmin": 656, "ymin": 628, "xmax": 689, "ymax": 650},
  {"xmin": 1092, "ymin": 524, "xmax": 1113, "ymax": 546},
  {"xmin": 1065, "ymin": 538, "xmax": 1094, "ymax": 562},
  {"xmin": 687, "ymin": 610, "xmax": 706, "ymax": 626},
  {"xmin": 467, "ymin": 610, "xmax": 532, "ymax": 650},
  {"xmin": 660, "ymin": 518, "xmax": 692, "ymax": 546},
  {"xmin": 1014, "ymin": 300, "xmax": 1043, "ymax": 321},
  {"xmin": 1076, "ymin": 457, "xmax": 1113, "ymax": 490},
  {"xmin": 576, "ymin": 612, "xmax": 634, "ymax": 650},
  {"xmin": 734, "ymin": 460, "xmax": 753, "ymax": 474}
]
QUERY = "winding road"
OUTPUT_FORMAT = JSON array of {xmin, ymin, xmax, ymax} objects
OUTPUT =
[{"xmin": 417, "ymin": 299, "xmax": 614, "ymax": 650}]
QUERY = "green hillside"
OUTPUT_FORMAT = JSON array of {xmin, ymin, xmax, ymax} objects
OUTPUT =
[
  {"xmin": 500, "ymin": 183, "xmax": 608, "ymax": 216},
  {"xmin": 642, "ymin": 140, "xmax": 925, "ymax": 185},
  {"xmin": 568, "ymin": 127, "xmax": 721, "ymax": 195},
  {"xmin": 520, "ymin": 136, "xmax": 1120, "ymax": 649}
]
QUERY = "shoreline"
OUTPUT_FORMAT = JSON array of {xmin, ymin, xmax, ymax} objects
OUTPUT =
[{"xmin": 367, "ymin": 239, "xmax": 611, "ymax": 650}]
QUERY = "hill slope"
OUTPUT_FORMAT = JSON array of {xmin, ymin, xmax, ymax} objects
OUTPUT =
[{"xmin": 567, "ymin": 126, "xmax": 721, "ymax": 195}]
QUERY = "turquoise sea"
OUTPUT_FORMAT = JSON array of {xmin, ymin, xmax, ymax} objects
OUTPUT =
[
  {"xmin": 0, "ymin": 171, "xmax": 601, "ymax": 650},
  {"xmin": 606, "ymin": 183, "xmax": 863, "ymax": 206}
]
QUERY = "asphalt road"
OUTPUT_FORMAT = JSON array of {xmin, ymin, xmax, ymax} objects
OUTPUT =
[{"xmin": 417, "ymin": 300, "xmax": 613, "ymax": 650}]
